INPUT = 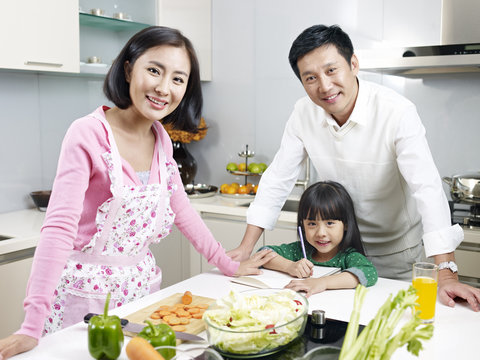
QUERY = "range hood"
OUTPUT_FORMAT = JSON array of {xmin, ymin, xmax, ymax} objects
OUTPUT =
[{"xmin": 357, "ymin": 0, "xmax": 480, "ymax": 76}]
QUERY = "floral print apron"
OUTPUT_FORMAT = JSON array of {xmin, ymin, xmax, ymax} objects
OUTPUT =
[{"xmin": 44, "ymin": 116, "xmax": 176, "ymax": 334}]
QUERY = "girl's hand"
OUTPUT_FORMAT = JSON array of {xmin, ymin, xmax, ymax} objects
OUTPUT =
[
  {"xmin": 287, "ymin": 258, "xmax": 314, "ymax": 278},
  {"xmin": 234, "ymin": 249, "xmax": 277, "ymax": 276},
  {"xmin": 285, "ymin": 278, "xmax": 327, "ymax": 297},
  {"xmin": 0, "ymin": 334, "xmax": 38, "ymax": 359}
]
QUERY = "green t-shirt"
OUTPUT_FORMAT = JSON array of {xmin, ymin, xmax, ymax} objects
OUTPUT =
[{"xmin": 261, "ymin": 242, "xmax": 378, "ymax": 287}]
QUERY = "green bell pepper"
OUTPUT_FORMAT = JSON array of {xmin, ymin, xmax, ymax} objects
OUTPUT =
[
  {"xmin": 138, "ymin": 320, "xmax": 176, "ymax": 360},
  {"xmin": 88, "ymin": 293, "xmax": 124, "ymax": 360}
]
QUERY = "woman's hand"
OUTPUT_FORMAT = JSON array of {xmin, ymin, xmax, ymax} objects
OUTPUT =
[
  {"xmin": 285, "ymin": 278, "xmax": 327, "ymax": 297},
  {"xmin": 0, "ymin": 334, "xmax": 38, "ymax": 359},
  {"xmin": 234, "ymin": 248, "xmax": 277, "ymax": 276},
  {"xmin": 287, "ymin": 258, "xmax": 313, "ymax": 278}
]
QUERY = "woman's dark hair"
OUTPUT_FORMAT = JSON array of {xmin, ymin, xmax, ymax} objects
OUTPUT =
[
  {"xmin": 288, "ymin": 24, "xmax": 354, "ymax": 80},
  {"xmin": 297, "ymin": 180, "xmax": 365, "ymax": 256},
  {"xmin": 104, "ymin": 26, "xmax": 203, "ymax": 132}
]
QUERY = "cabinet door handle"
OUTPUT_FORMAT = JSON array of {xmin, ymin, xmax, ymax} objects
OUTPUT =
[{"xmin": 24, "ymin": 61, "xmax": 63, "ymax": 68}]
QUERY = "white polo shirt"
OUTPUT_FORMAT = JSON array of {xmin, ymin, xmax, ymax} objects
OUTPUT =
[{"xmin": 247, "ymin": 79, "xmax": 463, "ymax": 257}]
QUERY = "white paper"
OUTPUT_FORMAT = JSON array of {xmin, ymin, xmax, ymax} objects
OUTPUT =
[{"xmin": 231, "ymin": 266, "xmax": 341, "ymax": 289}]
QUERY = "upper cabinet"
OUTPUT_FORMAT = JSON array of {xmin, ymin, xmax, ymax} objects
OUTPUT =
[
  {"xmin": 0, "ymin": 0, "xmax": 79, "ymax": 73},
  {"xmin": 158, "ymin": 0, "xmax": 212, "ymax": 81},
  {"xmin": 0, "ymin": 0, "xmax": 212, "ymax": 81}
]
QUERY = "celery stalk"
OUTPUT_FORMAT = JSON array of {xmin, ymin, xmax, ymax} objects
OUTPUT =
[{"xmin": 339, "ymin": 285, "xmax": 433, "ymax": 360}]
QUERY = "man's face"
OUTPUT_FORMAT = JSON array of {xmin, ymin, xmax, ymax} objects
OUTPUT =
[{"xmin": 297, "ymin": 44, "xmax": 359, "ymax": 126}]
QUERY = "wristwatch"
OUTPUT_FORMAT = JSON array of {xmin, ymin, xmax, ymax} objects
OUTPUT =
[{"xmin": 438, "ymin": 261, "xmax": 458, "ymax": 273}]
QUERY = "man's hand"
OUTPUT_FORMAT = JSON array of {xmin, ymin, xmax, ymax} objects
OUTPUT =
[
  {"xmin": 228, "ymin": 224, "xmax": 264, "ymax": 262},
  {"xmin": 0, "ymin": 334, "xmax": 38, "ymax": 360},
  {"xmin": 234, "ymin": 248, "xmax": 277, "ymax": 276},
  {"xmin": 227, "ymin": 246, "xmax": 252, "ymax": 262},
  {"xmin": 438, "ymin": 277, "xmax": 480, "ymax": 311}
]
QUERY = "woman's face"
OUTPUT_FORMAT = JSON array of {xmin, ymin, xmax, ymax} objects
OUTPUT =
[
  {"xmin": 125, "ymin": 45, "xmax": 190, "ymax": 122},
  {"xmin": 303, "ymin": 215, "xmax": 344, "ymax": 262}
]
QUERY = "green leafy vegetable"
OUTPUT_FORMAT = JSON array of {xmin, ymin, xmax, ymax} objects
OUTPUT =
[{"xmin": 339, "ymin": 285, "xmax": 434, "ymax": 360}]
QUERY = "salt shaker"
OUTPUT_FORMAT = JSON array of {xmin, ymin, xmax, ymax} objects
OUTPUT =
[{"xmin": 310, "ymin": 309, "xmax": 326, "ymax": 340}]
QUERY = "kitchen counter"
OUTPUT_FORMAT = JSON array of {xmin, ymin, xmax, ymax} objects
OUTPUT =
[
  {"xmin": 0, "ymin": 195, "xmax": 299, "ymax": 255},
  {"xmin": 0, "ymin": 209, "xmax": 45, "ymax": 255},
  {"xmin": 10, "ymin": 269, "xmax": 480, "ymax": 360}
]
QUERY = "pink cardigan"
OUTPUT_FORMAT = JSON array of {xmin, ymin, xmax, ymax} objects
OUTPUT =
[{"xmin": 17, "ymin": 106, "xmax": 239, "ymax": 339}]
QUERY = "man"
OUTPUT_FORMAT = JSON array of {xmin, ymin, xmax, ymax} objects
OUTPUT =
[{"xmin": 229, "ymin": 24, "xmax": 480, "ymax": 310}]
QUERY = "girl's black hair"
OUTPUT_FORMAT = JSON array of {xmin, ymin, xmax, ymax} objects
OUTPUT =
[
  {"xmin": 297, "ymin": 180, "xmax": 365, "ymax": 256},
  {"xmin": 288, "ymin": 24, "xmax": 354, "ymax": 81},
  {"xmin": 103, "ymin": 26, "xmax": 203, "ymax": 132}
]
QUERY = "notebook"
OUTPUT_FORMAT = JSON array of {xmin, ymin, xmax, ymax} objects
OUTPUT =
[{"xmin": 231, "ymin": 266, "xmax": 341, "ymax": 289}]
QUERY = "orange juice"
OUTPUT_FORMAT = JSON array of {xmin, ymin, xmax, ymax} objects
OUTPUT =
[{"xmin": 412, "ymin": 276, "xmax": 437, "ymax": 321}]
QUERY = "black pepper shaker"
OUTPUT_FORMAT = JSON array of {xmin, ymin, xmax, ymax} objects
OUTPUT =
[{"xmin": 309, "ymin": 309, "xmax": 326, "ymax": 341}]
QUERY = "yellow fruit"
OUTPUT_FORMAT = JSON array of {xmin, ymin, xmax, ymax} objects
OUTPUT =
[
  {"xmin": 238, "ymin": 163, "xmax": 247, "ymax": 172},
  {"xmin": 253, "ymin": 185, "xmax": 259, "ymax": 194},
  {"xmin": 220, "ymin": 184, "xmax": 229, "ymax": 193},
  {"xmin": 230, "ymin": 182, "xmax": 240, "ymax": 191}
]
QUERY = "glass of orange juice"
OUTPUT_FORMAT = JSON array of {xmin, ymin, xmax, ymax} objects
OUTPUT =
[{"xmin": 412, "ymin": 262, "xmax": 439, "ymax": 323}]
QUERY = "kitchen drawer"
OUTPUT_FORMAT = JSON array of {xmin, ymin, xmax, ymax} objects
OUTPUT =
[{"xmin": 455, "ymin": 243, "xmax": 480, "ymax": 279}]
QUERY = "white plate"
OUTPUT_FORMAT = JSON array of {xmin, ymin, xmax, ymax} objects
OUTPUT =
[{"xmin": 220, "ymin": 193, "xmax": 255, "ymax": 199}]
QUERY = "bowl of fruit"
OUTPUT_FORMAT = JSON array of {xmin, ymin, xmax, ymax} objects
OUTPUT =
[
  {"xmin": 226, "ymin": 162, "xmax": 267, "ymax": 176},
  {"xmin": 219, "ymin": 182, "xmax": 257, "ymax": 197}
]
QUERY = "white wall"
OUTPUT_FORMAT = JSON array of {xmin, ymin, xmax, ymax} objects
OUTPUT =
[{"xmin": 0, "ymin": 0, "xmax": 479, "ymax": 213}]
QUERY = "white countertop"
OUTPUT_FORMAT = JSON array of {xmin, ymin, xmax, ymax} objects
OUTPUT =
[
  {"xmin": 10, "ymin": 270, "xmax": 480, "ymax": 360},
  {"xmin": 0, "ymin": 209, "xmax": 45, "ymax": 255}
]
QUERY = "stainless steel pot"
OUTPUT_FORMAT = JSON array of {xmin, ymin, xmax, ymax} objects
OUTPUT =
[{"xmin": 442, "ymin": 172, "xmax": 480, "ymax": 203}]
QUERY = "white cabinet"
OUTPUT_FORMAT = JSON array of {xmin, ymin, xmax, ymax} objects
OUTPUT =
[
  {"xmin": 0, "ymin": 249, "xmax": 35, "ymax": 338},
  {"xmin": 149, "ymin": 225, "xmax": 191, "ymax": 288},
  {"xmin": 264, "ymin": 221, "xmax": 297, "ymax": 247},
  {"xmin": 0, "ymin": 0, "xmax": 79, "ymax": 73},
  {"xmin": 192, "ymin": 213, "xmax": 264, "ymax": 275},
  {"xmin": 158, "ymin": 0, "xmax": 212, "ymax": 81}
]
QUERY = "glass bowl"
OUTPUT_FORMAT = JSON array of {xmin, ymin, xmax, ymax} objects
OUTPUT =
[
  {"xmin": 153, "ymin": 346, "xmax": 223, "ymax": 360},
  {"xmin": 203, "ymin": 288, "xmax": 308, "ymax": 358}
]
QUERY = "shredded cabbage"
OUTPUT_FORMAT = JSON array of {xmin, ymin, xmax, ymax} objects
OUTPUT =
[{"xmin": 203, "ymin": 290, "xmax": 307, "ymax": 354}]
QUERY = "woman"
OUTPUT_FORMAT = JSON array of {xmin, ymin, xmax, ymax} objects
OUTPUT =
[{"xmin": 0, "ymin": 26, "xmax": 275, "ymax": 359}]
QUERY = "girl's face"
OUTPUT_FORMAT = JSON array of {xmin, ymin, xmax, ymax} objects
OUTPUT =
[
  {"xmin": 303, "ymin": 215, "xmax": 345, "ymax": 262},
  {"xmin": 125, "ymin": 45, "xmax": 190, "ymax": 122}
]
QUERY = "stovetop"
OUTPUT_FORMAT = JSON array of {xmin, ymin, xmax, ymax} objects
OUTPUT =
[
  {"xmin": 218, "ymin": 316, "xmax": 363, "ymax": 360},
  {"xmin": 449, "ymin": 201, "xmax": 480, "ymax": 228}
]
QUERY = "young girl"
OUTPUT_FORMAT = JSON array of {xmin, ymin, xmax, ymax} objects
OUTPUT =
[
  {"xmin": 0, "ymin": 26, "xmax": 275, "ymax": 359},
  {"xmin": 261, "ymin": 181, "xmax": 377, "ymax": 297}
]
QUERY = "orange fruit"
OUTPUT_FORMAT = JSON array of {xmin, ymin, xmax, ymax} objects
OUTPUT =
[
  {"xmin": 238, "ymin": 163, "xmax": 247, "ymax": 172},
  {"xmin": 230, "ymin": 182, "xmax": 240, "ymax": 191},
  {"xmin": 245, "ymin": 183, "xmax": 254, "ymax": 192},
  {"xmin": 253, "ymin": 185, "xmax": 259, "ymax": 194},
  {"xmin": 226, "ymin": 186, "xmax": 237, "ymax": 194},
  {"xmin": 238, "ymin": 186, "xmax": 249, "ymax": 195}
]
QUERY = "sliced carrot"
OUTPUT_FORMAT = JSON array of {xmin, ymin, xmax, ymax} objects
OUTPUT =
[
  {"xmin": 181, "ymin": 291, "xmax": 193, "ymax": 305},
  {"xmin": 171, "ymin": 325, "xmax": 187, "ymax": 332}
]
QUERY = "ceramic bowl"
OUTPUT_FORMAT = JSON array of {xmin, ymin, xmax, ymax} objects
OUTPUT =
[{"xmin": 30, "ymin": 190, "xmax": 51, "ymax": 211}]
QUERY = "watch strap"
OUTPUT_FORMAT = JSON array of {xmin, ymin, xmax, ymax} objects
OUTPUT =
[{"xmin": 438, "ymin": 261, "xmax": 458, "ymax": 273}]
